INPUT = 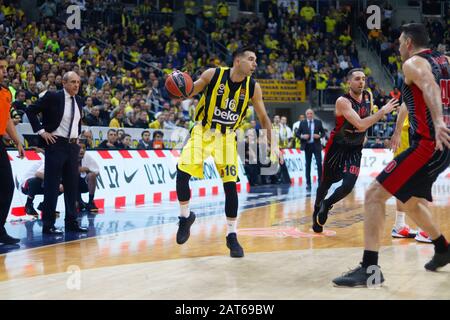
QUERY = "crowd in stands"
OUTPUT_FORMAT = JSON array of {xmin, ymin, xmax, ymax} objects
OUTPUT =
[
  {"xmin": 1, "ymin": 0, "xmax": 203, "ymax": 144},
  {"xmin": 217, "ymin": 1, "xmax": 360, "ymax": 95},
  {"xmin": 0, "ymin": 0, "xmax": 413, "ymax": 153},
  {"xmin": 362, "ymin": 1, "xmax": 449, "ymax": 143},
  {"xmin": 365, "ymin": 0, "xmax": 450, "ymax": 87}
]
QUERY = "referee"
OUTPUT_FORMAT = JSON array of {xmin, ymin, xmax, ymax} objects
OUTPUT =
[{"xmin": 0, "ymin": 56, "xmax": 24, "ymax": 244}]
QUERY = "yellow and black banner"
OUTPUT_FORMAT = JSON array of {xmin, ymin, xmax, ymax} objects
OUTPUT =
[{"xmin": 257, "ymin": 79, "xmax": 306, "ymax": 103}]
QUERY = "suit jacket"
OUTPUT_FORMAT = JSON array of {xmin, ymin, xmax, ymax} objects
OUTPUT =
[
  {"xmin": 25, "ymin": 90, "xmax": 83, "ymax": 141},
  {"xmin": 296, "ymin": 118, "xmax": 325, "ymax": 151}
]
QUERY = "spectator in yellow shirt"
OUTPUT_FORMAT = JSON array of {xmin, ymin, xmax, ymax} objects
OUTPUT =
[
  {"xmin": 129, "ymin": 45, "xmax": 141, "ymax": 64},
  {"xmin": 211, "ymin": 30, "xmax": 221, "ymax": 42},
  {"xmin": 163, "ymin": 62, "xmax": 174, "ymax": 75},
  {"xmin": 184, "ymin": 0, "xmax": 196, "ymax": 17},
  {"xmin": 361, "ymin": 62, "xmax": 372, "ymax": 77},
  {"xmin": 268, "ymin": 51, "xmax": 279, "ymax": 62},
  {"xmin": 149, "ymin": 112, "xmax": 165, "ymax": 129},
  {"xmin": 121, "ymin": 71, "xmax": 134, "ymax": 85},
  {"xmin": 315, "ymin": 71, "xmax": 329, "ymax": 90},
  {"xmin": 88, "ymin": 40, "xmax": 100, "ymax": 57},
  {"xmin": 161, "ymin": 21, "xmax": 173, "ymax": 37},
  {"xmin": 203, "ymin": 0, "xmax": 214, "ymax": 20},
  {"xmin": 109, "ymin": 108, "xmax": 125, "ymax": 128},
  {"xmin": 282, "ymin": 65, "xmax": 295, "ymax": 80},
  {"xmin": 324, "ymin": 15, "xmax": 337, "ymax": 33},
  {"xmin": 226, "ymin": 39, "xmax": 239, "ymax": 53},
  {"xmin": 300, "ymin": 1, "xmax": 315, "ymax": 22},
  {"xmin": 339, "ymin": 31, "xmax": 352, "ymax": 46},
  {"xmin": 165, "ymin": 36, "xmax": 180, "ymax": 55},
  {"xmin": 216, "ymin": 1, "xmax": 229, "ymax": 28},
  {"xmin": 111, "ymin": 91, "xmax": 122, "ymax": 107},
  {"xmin": 295, "ymin": 34, "xmax": 309, "ymax": 51},
  {"xmin": 161, "ymin": 3, "xmax": 173, "ymax": 13},
  {"xmin": 133, "ymin": 71, "xmax": 146, "ymax": 91}
]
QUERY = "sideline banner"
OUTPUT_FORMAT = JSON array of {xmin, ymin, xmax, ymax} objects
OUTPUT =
[
  {"xmin": 7, "ymin": 150, "xmax": 249, "ymax": 220},
  {"xmin": 281, "ymin": 148, "xmax": 450, "ymax": 186},
  {"xmin": 7, "ymin": 148, "xmax": 449, "ymax": 219}
]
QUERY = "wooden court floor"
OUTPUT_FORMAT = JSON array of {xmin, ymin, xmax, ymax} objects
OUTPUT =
[{"xmin": 0, "ymin": 179, "xmax": 449, "ymax": 299}]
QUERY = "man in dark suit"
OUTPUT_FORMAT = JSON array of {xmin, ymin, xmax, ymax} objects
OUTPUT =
[
  {"xmin": 26, "ymin": 71, "xmax": 88, "ymax": 234},
  {"xmin": 296, "ymin": 108, "xmax": 325, "ymax": 191}
]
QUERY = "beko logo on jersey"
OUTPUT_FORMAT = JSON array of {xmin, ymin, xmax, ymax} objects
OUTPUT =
[
  {"xmin": 213, "ymin": 98, "xmax": 239, "ymax": 124},
  {"xmin": 214, "ymin": 107, "xmax": 239, "ymax": 122}
]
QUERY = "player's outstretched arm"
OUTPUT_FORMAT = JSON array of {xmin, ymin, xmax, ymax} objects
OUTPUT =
[
  {"xmin": 337, "ymin": 96, "xmax": 399, "ymax": 132},
  {"xmin": 188, "ymin": 68, "xmax": 216, "ymax": 98},
  {"xmin": 251, "ymin": 82, "xmax": 272, "ymax": 142}
]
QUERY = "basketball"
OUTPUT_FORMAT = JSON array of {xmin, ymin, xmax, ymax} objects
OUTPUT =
[{"xmin": 165, "ymin": 71, "xmax": 194, "ymax": 99}]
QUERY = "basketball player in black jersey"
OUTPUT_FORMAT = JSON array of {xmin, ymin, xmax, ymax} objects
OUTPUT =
[
  {"xmin": 333, "ymin": 23, "xmax": 450, "ymax": 287},
  {"xmin": 312, "ymin": 69, "xmax": 399, "ymax": 233}
]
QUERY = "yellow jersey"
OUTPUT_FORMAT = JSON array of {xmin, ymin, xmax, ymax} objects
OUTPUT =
[{"xmin": 195, "ymin": 67, "xmax": 255, "ymax": 134}]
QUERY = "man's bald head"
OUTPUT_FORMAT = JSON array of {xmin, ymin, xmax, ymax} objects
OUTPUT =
[{"xmin": 63, "ymin": 71, "xmax": 79, "ymax": 81}]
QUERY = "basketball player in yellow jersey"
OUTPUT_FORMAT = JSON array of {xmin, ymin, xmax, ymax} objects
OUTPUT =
[
  {"xmin": 175, "ymin": 46, "xmax": 273, "ymax": 257},
  {"xmin": 391, "ymin": 102, "xmax": 431, "ymax": 242}
]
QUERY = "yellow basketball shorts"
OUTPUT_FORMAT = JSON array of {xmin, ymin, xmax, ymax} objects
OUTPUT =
[{"xmin": 178, "ymin": 125, "xmax": 239, "ymax": 183}]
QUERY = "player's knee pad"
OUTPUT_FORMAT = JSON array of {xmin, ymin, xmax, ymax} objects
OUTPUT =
[
  {"xmin": 223, "ymin": 182, "xmax": 238, "ymax": 218},
  {"xmin": 176, "ymin": 167, "xmax": 191, "ymax": 202}
]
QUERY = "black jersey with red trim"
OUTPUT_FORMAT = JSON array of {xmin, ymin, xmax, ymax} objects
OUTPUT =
[
  {"xmin": 402, "ymin": 49, "xmax": 450, "ymax": 140},
  {"xmin": 329, "ymin": 90, "xmax": 372, "ymax": 147}
]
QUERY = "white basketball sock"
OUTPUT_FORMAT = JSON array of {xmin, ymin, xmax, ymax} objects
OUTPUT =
[
  {"xmin": 395, "ymin": 211, "xmax": 406, "ymax": 229},
  {"xmin": 180, "ymin": 204, "xmax": 190, "ymax": 218},
  {"xmin": 226, "ymin": 219, "xmax": 237, "ymax": 235}
]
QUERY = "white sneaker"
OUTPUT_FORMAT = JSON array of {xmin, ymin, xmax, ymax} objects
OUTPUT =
[
  {"xmin": 415, "ymin": 231, "xmax": 432, "ymax": 243},
  {"xmin": 391, "ymin": 225, "xmax": 417, "ymax": 238}
]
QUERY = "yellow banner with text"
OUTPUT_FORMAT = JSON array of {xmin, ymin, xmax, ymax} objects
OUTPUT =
[{"xmin": 257, "ymin": 79, "xmax": 306, "ymax": 103}]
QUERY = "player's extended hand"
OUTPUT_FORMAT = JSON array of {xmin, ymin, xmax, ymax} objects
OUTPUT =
[
  {"xmin": 382, "ymin": 98, "xmax": 399, "ymax": 115},
  {"xmin": 434, "ymin": 121, "xmax": 450, "ymax": 151},
  {"xmin": 80, "ymin": 167, "xmax": 90, "ymax": 173},
  {"xmin": 390, "ymin": 131, "xmax": 401, "ymax": 153},
  {"xmin": 16, "ymin": 143, "xmax": 25, "ymax": 159},
  {"xmin": 40, "ymin": 131, "xmax": 58, "ymax": 145}
]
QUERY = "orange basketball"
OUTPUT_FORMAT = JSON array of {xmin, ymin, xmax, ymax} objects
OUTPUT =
[{"xmin": 165, "ymin": 71, "xmax": 194, "ymax": 99}]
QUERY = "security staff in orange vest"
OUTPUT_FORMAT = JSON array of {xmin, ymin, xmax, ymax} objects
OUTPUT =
[{"xmin": 0, "ymin": 55, "xmax": 24, "ymax": 244}]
